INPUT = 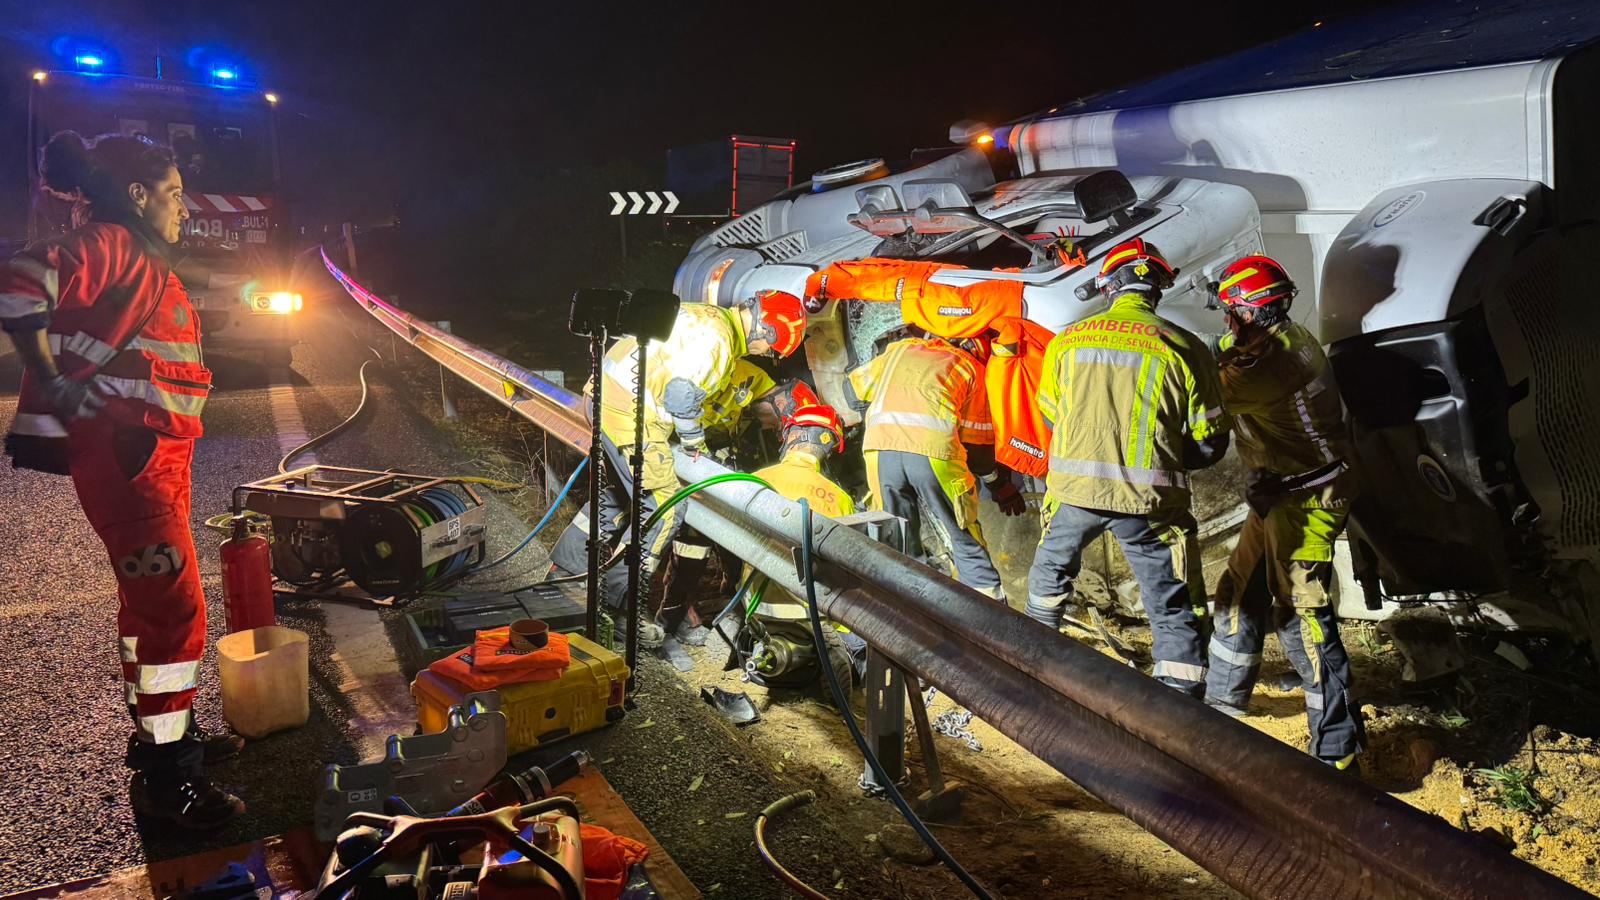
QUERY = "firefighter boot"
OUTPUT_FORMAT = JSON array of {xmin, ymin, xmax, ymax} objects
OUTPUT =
[
  {"xmin": 675, "ymin": 618, "xmax": 711, "ymax": 647},
  {"xmin": 655, "ymin": 636, "xmax": 695, "ymax": 672}
]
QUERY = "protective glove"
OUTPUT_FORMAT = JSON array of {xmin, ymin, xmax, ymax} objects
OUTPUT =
[
  {"xmin": 40, "ymin": 373, "xmax": 105, "ymax": 421},
  {"xmin": 985, "ymin": 473, "xmax": 1027, "ymax": 517},
  {"xmin": 992, "ymin": 480, "xmax": 1027, "ymax": 516},
  {"xmin": 679, "ymin": 436, "xmax": 705, "ymax": 460}
]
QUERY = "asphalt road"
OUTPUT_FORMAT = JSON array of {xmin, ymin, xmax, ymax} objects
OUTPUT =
[
  {"xmin": 0, "ymin": 276, "xmax": 544, "ymax": 890},
  {"xmin": 0, "ymin": 271, "xmax": 892, "ymax": 898}
]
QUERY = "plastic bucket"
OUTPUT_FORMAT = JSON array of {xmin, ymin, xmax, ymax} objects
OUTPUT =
[{"xmin": 217, "ymin": 625, "xmax": 310, "ymax": 738}]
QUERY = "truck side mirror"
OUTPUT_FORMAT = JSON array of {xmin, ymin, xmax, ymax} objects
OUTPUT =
[{"xmin": 1075, "ymin": 170, "xmax": 1139, "ymax": 224}]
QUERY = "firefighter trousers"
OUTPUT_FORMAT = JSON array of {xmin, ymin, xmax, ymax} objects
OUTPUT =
[
  {"xmin": 1028, "ymin": 501, "xmax": 1208, "ymax": 696},
  {"xmin": 68, "ymin": 419, "xmax": 205, "ymax": 779},
  {"xmin": 1205, "ymin": 506, "xmax": 1363, "ymax": 760},
  {"xmin": 595, "ymin": 433, "xmax": 686, "ymax": 616},
  {"xmin": 660, "ymin": 526, "xmax": 741, "ymax": 633},
  {"xmin": 864, "ymin": 449, "xmax": 1003, "ymax": 597}
]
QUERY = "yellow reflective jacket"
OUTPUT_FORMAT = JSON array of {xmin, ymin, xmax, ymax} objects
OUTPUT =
[
  {"xmin": 702, "ymin": 359, "xmax": 776, "ymax": 436},
  {"xmin": 1038, "ymin": 292, "xmax": 1231, "ymax": 516},
  {"xmin": 754, "ymin": 450, "xmax": 856, "ymax": 519},
  {"xmin": 1218, "ymin": 321, "xmax": 1354, "ymax": 508},
  {"xmin": 596, "ymin": 303, "xmax": 748, "ymax": 447},
  {"xmin": 846, "ymin": 337, "xmax": 992, "ymax": 464}
]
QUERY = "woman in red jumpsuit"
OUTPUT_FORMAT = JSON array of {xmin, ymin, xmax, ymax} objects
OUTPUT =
[{"xmin": 0, "ymin": 132, "xmax": 243, "ymax": 828}]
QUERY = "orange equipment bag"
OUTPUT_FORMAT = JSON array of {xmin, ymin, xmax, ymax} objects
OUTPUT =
[
  {"xmin": 988, "ymin": 318, "xmax": 1056, "ymax": 477},
  {"xmin": 580, "ymin": 823, "xmax": 652, "ymax": 900},
  {"xmin": 428, "ymin": 627, "xmax": 572, "ymax": 691}
]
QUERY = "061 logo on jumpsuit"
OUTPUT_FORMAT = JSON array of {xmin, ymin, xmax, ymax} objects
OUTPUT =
[{"xmin": 117, "ymin": 543, "xmax": 186, "ymax": 579}]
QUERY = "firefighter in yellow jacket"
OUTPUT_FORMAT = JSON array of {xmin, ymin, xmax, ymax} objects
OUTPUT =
[
  {"xmin": 1202, "ymin": 255, "xmax": 1364, "ymax": 770},
  {"xmin": 846, "ymin": 330, "xmax": 1025, "ymax": 599},
  {"xmin": 754, "ymin": 401, "xmax": 854, "ymax": 520},
  {"xmin": 1027, "ymin": 239, "xmax": 1231, "ymax": 697},
  {"xmin": 654, "ymin": 362, "xmax": 791, "ymax": 669},
  {"xmin": 586, "ymin": 292, "xmax": 807, "ymax": 633}
]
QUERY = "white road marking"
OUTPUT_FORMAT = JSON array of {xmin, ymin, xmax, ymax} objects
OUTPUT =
[{"xmin": 267, "ymin": 380, "xmax": 316, "ymax": 467}]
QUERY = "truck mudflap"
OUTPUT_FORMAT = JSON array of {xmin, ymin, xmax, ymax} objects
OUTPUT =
[{"xmin": 1330, "ymin": 306, "xmax": 1539, "ymax": 597}]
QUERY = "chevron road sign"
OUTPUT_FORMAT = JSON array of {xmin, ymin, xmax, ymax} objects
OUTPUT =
[{"xmin": 609, "ymin": 191, "xmax": 680, "ymax": 215}]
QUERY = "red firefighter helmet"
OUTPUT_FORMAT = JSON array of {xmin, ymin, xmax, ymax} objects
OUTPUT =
[
  {"xmin": 784, "ymin": 402, "xmax": 845, "ymax": 454},
  {"xmin": 747, "ymin": 290, "xmax": 808, "ymax": 358},
  {"xmin": 1216, "ymin": 255, "xmax": 1297, "ymax": 309},
  {"xmin": 1093, "ymin": 238, "xmax": 1177, "ymax": 295}
]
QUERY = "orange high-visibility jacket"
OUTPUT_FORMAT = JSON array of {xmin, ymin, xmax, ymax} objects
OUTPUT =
[
  {"xmin": 0, "ymin": 223, "xmax": 211, "ymax": 471},
  {"xmin": 806, "ymin": 258, "xmax": 1023, "ymax": 338},
  {"xmin": 988, "ymin": 318, "xmax": 1056, "ymax": 477}
]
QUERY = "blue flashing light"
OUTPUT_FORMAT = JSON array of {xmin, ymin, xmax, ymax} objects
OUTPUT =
[
  {"xmin": 213, "ymin": 68, "xmax": 237, "ymax": 80},
  {"xmin": 75, "ymin": 54, "xmax": 104, "ymax": 68}
]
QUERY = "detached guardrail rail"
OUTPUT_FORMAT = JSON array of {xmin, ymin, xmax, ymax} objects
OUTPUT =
[{"xmin": 323, "ymin": 249, "xmax": 1587, "ymax": 900}]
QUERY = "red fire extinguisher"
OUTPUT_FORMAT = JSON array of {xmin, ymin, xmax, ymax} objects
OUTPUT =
[{"xmin": 221, "ymin": 515, "xmax": 276, "ymax": 633}]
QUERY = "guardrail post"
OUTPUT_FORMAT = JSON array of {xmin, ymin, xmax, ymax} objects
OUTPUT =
[
  {"xmin": 435, "ymin": 320, "xmax": 457, "ymax": 419},
  {"xmin": 861, "ymin": 647, "xmax": 906, "ymax": 792}
]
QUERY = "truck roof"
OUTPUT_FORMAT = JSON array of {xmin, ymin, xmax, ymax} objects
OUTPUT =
[{"xmin": 1033, "ymin": 0, "xmax": 1600, "ymax": 119}]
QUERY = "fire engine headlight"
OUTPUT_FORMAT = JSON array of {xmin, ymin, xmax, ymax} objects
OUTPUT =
[{"xmin": 251, "ymin": 292, "xmax": 303, "ymax": 314}]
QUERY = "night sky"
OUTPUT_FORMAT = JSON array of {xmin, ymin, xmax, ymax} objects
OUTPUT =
[{"xmin": 0, "ymin": 0, "xmax": 1391, "ymax": 317}]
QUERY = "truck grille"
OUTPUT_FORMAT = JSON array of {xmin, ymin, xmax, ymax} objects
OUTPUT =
[
  {"xmin": 757, "ymin": 231, "xmax": 808, "ymax": 262},
  {"xmin": 1504, "ymin": 254, "xmax": 1600, "ymax": 550},
  {"xmin": 707, "ymin": 207, "xmax": 769, "ymax": 248}
]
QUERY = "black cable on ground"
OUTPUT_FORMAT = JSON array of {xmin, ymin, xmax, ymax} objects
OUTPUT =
[
  {"xmin": 797, "ymin": 499, "xmax": 995, "ymax": 900},
  {"xmin": 278, "ymin": 357, "xmax": 382, "ymax": 473},
  {"xmin": 754, "ymin": 791, "xmax": 830, "ymax": 900}
]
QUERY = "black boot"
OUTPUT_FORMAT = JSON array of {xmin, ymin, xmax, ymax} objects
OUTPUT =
[
  {"xmin": 130, "ymin": 772, "xmax": 247, "ymax": 829},
  {"xmin": 127, "ymin": 735, "xmax": 245, "ymax": 829}
]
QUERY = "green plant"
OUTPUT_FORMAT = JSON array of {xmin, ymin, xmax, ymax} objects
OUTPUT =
[
  {"xmin": 1352, "ymin": 624, "xmax": 1385, "ymax": 655},
  {"xmin": 1478, "ymin": 766, "xmax": 1547, "ymax": 814}
]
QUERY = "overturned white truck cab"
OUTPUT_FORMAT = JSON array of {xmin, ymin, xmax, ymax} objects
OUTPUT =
[{"xmin": 674, "ymin": 3, "xmax": 1600, "ymax": 648}]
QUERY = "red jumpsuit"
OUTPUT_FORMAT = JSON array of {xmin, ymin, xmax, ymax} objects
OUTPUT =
[{"xmin": 1, "ymin": 223, "xmax": 211, "ymax": 751}]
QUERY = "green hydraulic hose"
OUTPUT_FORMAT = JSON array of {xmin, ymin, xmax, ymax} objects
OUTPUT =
[
  {"xmin": 640, "ymin": 472, "xmax": 772, "ymax": 535},
  {"xmin": 462, "ymin": 471, "xmax": 774, "ymax": 596}
]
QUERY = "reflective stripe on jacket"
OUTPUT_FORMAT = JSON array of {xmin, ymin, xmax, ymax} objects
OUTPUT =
[
  {"xmin": 754, "ymin": 450, "xmax": 855, "ymax": 519},
  {"xmin": 848, "ymin": 337, "xmax": 991, "ymax": 463},
  {"xmin": 595, "ymin": 303, "xmax": 747, "ymax": 447},
  {"xmin": 1038, "ymin": 292, "xmax": 1229, "ymax": 516},
  {"xmin": 1, "ymin": 223, "xmax": 209, "ymax": 470},
  {"xmin": 1219, "ymin": 321, "xmax": 1354, "ymax": 508},
  {"xmin": 702, "ymin": 359, "xmax": 775, "ymax": 435}
]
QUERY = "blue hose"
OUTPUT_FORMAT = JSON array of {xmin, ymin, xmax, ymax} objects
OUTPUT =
[{"xmin": 473, "ymin": 456, "xmax": 590, "ymax": 573}]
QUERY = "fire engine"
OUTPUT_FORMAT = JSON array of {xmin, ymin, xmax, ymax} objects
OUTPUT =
[
  {"xmin": 674, "ymin": 2, "xmax": 1600, "ymax": 653},
  {"xmin": 23, "ymin": 51, "xmax": 300, "ymax": 366}
]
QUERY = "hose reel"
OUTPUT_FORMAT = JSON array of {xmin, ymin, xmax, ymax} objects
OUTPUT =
[{"xmin": 233, "ymin": 465, "xmax": 489, "ymax": 599}]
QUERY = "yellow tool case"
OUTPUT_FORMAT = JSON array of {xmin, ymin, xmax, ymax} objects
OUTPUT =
[{"xmin": 412, "ymin": 633, "xmax": 629, "ymax": 752}]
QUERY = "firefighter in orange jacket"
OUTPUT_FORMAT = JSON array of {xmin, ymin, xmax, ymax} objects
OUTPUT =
[
  {"xmin": 846, "ymin": 330, "xmax": 1025, "ymax": 598},
  {"xmin": 0, "ymin": 132, "xmax": 241, "ymax": 828}
]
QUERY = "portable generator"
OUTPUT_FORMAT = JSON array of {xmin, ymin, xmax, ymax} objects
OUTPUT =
[{"xmin": 233, "ymin": 465, "xmax": 488, "ymax": 599}]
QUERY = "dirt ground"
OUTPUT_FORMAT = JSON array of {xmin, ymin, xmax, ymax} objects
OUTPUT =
[{"xmin": 396, "ymin": 349, "xmax": 1600, "ymax": 898}]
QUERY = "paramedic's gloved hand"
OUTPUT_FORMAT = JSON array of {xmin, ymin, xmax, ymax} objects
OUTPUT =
[
  {"xmin": 41, "ymin": 373, "xmax": 105, "ymax": 421},
  {"xmin": 680, "ymin": 436, "xmax": 705, "ymax": 460}
]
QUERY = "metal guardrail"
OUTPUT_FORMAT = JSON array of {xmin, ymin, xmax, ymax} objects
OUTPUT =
[{"xmin": 322, "ymin": 249, "xmax": 1589, "ymax": 900}]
